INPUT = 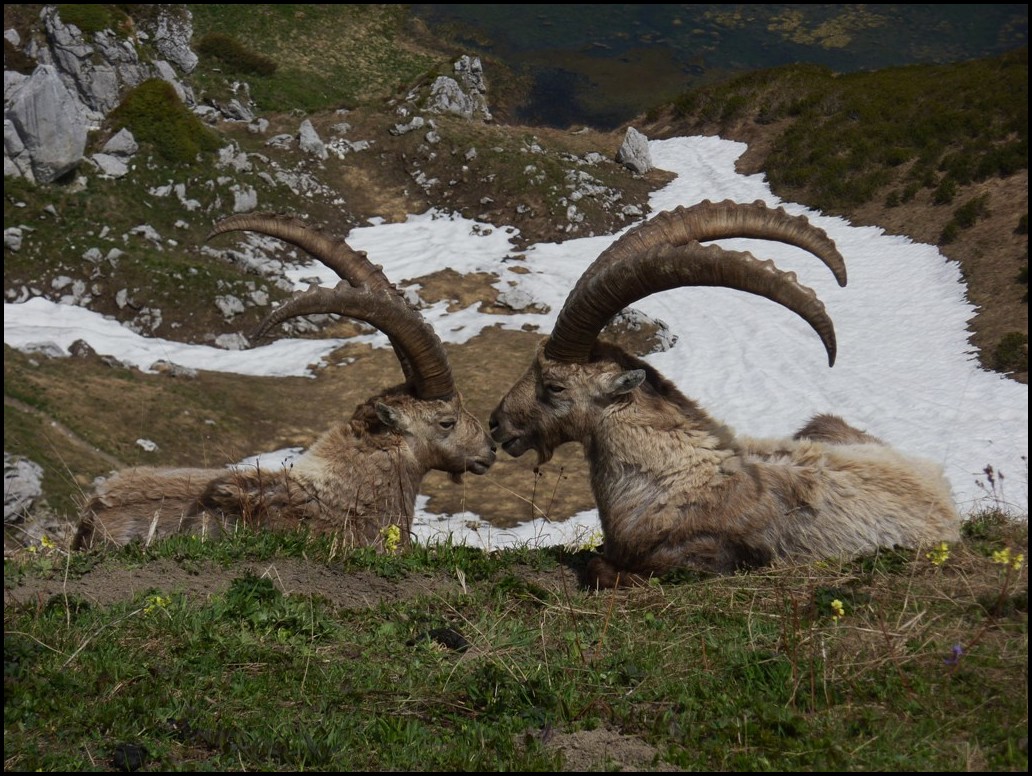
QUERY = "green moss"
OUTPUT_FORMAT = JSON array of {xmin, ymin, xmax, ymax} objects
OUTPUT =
[
  {"xmin": 993, "ymin": 331, "xmax": 1028, "ymax": 374},
  {"xmin": 108, "ymin": 79, "xmax": 221, "ymax": 165},
  {"xmin": 196, "ymin": 32, "xmax": 278, "ymax": 77},
  {"xmin": 56, "ymin": 4, "xmax": 129, "ymax": 36}
]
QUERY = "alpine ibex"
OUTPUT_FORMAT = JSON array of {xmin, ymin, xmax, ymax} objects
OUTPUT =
[
  {"xmin": 75, "ymin": 213, "xmax": 496, "ymax": 551},
  {"xmin": 489, "ymin": 199, "xmax": 961, "ymax": 587}
]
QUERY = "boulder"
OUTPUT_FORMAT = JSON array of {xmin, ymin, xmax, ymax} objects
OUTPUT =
[
  {"xmin": 615, "ymin": 126, "xmax": 652, "ymax": 174},
  {"xmin": 5, "ymin": 65, "xmax": 89, "ymax": 183}
]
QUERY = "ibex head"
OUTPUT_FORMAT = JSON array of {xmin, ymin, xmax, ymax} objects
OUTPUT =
[
  {"xmin": 212, "ymin": 213, "xmax": 496, "ymax": 480},
  {"xmin": 489, "ymin": 199, "xmax": 847, "ymax": 464}
]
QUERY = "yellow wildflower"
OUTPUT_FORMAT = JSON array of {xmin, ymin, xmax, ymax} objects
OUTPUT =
[
  {"xmin": 575, "ymin": 529, "xmax": 604, "ymax": 552},
  {"xmin": 926, "ymin": 542, "xmax": 950, "ymax": 567},
  {"xmin": 382, "ymin": 524, "xmax": 402, "ymax": 555},
  {"xmin": 143, "ymin": 594, "xmax": 170, "ymax": 616},
  {"xmin": 40, "ymin": 535, "xmax": 56, "ymax": 550},
  {"xmin": 830, "ymin": 599, "xmax": 846, "ymax": 622},
  {"xmin": 992, "ymin": 547, "xmax": 1025, "ymax": 571}
]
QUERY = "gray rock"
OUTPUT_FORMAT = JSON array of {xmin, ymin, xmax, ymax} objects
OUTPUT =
[
  {"xmin": 232, "ymin": 184, "xmax": 258, "ymax": 213},
  {"xmin": 298, "ymin": 119, "xmax": 328, "ymax": 159},
  {"xmin": 215, "ymin": 332, "xmax": 250, "ymax": 350},
  {"xmin": 91, "ymin": 152, "xmax": 130, "ymax": 178},
  {"xmin": 9, "ymin": 5, "xmax": 198, "ymax": 183},
  {"xmin": 101, "ymin": 127, "xmax": 138, "ymax": 156},
  {"xmin": 216, "ymin": 294, "xmax": 246, "ymax": 317},
  {"xmin": 150, "ymin": 360, "xmax": 198, "ymax": 378},
  {"xmin": 4, "ymin": 453, "xmax": 44, "ymax": 524},
  {"xmin": 33, "ymin": 5, "xmax": 151, "ymax": 120},
  {"xmin": 139, "ymin": 6, "xmax": 198, "ymax": 74},
  {"xmin": 153, "ymin": 58, "xmax": 196, "ymax": 105},
  {"xmin": 223, "ymin": 98, "xmax": 255, "ymax": 123},
  {"xmin": 616, "ymin": 126, "xmax": 652, "ymax": 174},
  {"xmin": 5, "ymin": 65, "xmax": 89, "ymax": 183},
  {"xmin": 266, "ymin": 133, "xmax": 295, "ymax": 149},
  {"xmin": 427, "ymin": 55, "xmax": 491, "ymax": 121},
  {"xmin": 4, "ymin": 227, "xmax": 24, "ymax": 252},
  {"xmin": 127, "ymin": 224, "xmax": 163, "ymax": 246},
  {"xmin": 389, "ymin": 116, "xmax": 426, "ymax": 136}
]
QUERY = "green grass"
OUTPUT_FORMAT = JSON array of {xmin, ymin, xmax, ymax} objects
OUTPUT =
[
  {"xmin": 669, "ymin": 48, "xmax": 1028, "ymax": 218},
  {"xmin": 4, "ymin": 515, "xmax": 1027, "ymax": 771},
  {"xmin": 187, "ymin": 4, "xmax": 440, "ymax": 113}
]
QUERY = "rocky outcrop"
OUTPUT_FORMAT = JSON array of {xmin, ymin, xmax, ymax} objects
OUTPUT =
[
  {"xmin": 426, "ymin": 55, "xmax": 492, "ymax": 121},
  {"xmin": 4, "ymin": 65, "xmax": 89, "ymax": 183},
  {"xmin": 4, "ymin": 5, "xmax": 198, "ymax": 183},
  {"xmin": 4, "ymin": 453, "xmax": 44, "ymax": 524}
]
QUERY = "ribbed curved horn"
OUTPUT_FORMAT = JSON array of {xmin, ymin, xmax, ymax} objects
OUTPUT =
[
  {"xmin": 208, "ymin": 212, "xmax": 396, "ymax": 293},
  {"xmin": 544, "ymin": 241, "xmax": 838, "ymax": 366},
  {"xmin": 583, "ymin": 199, "xmax": 847, "ymax": 288},
  {"xmin": 254, "ymin": 282, "xmax": 455, "ymax": 400},
  {"xmin": 209, "ymin": 213, "xmax": 421, "ymax": 385}
]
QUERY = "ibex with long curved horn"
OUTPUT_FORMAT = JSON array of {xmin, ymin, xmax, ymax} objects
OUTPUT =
[
  {"xmin": 74, "ymin": 213, "xmax": 496, "ymax": 551},
  {"xmin": 489, "ymin": 199, "xmax": 960, "ymax": 587}
]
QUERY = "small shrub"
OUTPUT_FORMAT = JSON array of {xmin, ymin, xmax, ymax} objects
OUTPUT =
[
  {"xmin": 952, "ymin": 192, "xmax": 991, "ymax": 229},
  {"xmin": 961, "ymin": 507, "xmax": 1012, "ymax": 541},
  {"xmin": 900, "ymin": 181, "xmax": 921, "ymax": 203},
  {"xmin": 108, "ymin": 79, "xmax": 221, "ymax": 165},
  {"xmin": 1016, "ymin": 213, "xmax": 1028, "ymax": 235},
  {"xmin": 939, "ymin": 222, "xmax": 959, "ymax": 244},
  {"xmin": 883, "ymin": 147, "xmax": 911, "ymax": 167},
  {"xmin": 196, "ymin": 32, "xmax": 278, "ymax": 77},
  {"xmin": 933, "ymin": 177, "xmax": 958, "ymax": 205},
  {"xmin": 993, "ymin": 331, "xmax": 1028, "ymax": 374},
  {"xmin": 56, "ymin": 4, "xmax": 128, "ymax": 36}
]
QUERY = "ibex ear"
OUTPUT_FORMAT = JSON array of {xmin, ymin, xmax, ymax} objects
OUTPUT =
[
  {"xmin": 375, "ymin": 401, "xmax": 406, "ymax": 430},
  {"xmin": 607, "ymin": 369, "xmax": 646, "ymax": 397}
]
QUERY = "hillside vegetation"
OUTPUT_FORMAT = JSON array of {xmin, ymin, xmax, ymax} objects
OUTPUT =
[{"xmin": 639, "ymin": 48, "xmax": 1028, "ymax": 381}]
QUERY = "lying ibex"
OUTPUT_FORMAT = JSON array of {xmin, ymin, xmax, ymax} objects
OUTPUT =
[
  {"xmin": 489, "ymin": 199, "xmax": 961, "ymax": 587},
  {"xmin": 75, "ymin": 213, "xmax": 496, "ymax": 551}
]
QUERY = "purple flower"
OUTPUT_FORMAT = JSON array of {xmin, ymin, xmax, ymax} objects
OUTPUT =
[{"xmin": 944, "ymin": 643, "xmax": 964, "ymax": 666}]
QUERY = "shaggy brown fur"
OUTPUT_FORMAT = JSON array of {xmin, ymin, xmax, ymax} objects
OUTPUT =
[{"xmin": 491, "ymin": 341, "xmax": 961, "ymax": 589}]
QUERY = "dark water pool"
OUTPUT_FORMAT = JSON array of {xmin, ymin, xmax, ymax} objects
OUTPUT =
[{"xmin": 409, "ymin": 4, "xmax": 1028, "ymax": 129}]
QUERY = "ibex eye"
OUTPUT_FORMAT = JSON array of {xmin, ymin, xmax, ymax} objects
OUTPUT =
[
  {"xmin": 439, "ymin": 419, "xmax": 456, "ymax": 430},
  {"xmin": 545, "ymin": 383, "xmax": 565, "ymax": 395}
]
